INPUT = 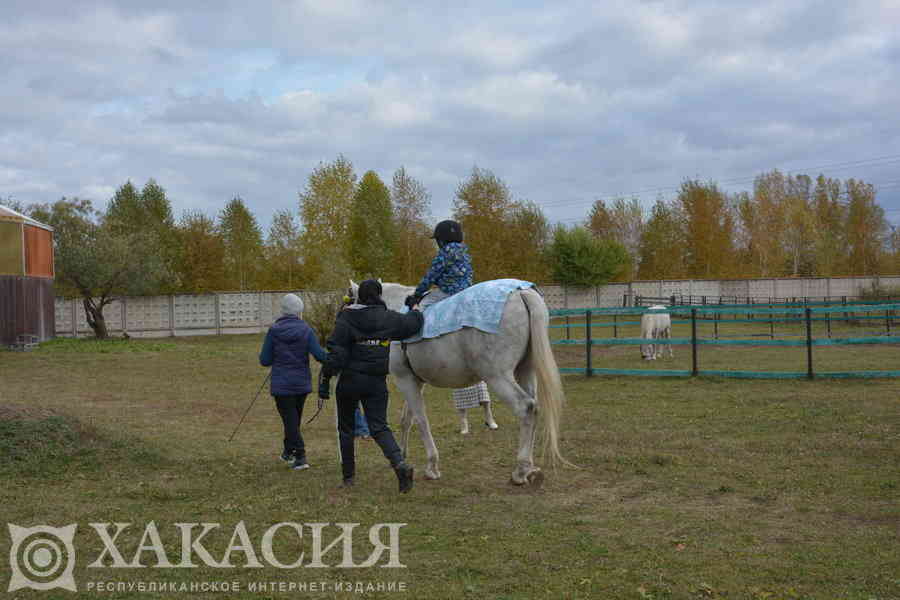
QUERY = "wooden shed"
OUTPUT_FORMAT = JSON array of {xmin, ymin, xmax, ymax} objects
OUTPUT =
[{"xmin": 0, "ymin": 205, "xmax": 55, "ymax": 347}]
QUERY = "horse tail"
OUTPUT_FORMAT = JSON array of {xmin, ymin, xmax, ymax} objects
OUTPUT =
[{"xmin": 521, "ymin": 288, "xmax": 572, "ymax": 468}]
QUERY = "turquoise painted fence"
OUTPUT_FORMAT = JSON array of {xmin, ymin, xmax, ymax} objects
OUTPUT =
[{"xmin": 550, "ymin": 302, "xmax": 900, "ymax": 379}]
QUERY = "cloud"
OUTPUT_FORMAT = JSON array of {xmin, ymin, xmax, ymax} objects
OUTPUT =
[{"xmin": 0, "ymin": 0, "xmax": 898, "ymax": 229}]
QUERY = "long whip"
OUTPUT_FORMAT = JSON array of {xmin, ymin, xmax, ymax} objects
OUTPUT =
[{"xmin": 228, "ymin": 372, "xmax": 270, "ymax": 441}]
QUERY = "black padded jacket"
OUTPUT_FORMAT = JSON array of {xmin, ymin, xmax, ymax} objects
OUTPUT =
[{"xmin": 323, "ymin": 304, "xmax": 424, "ymax": 377}]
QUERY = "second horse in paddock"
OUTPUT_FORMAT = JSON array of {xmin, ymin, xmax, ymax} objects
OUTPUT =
[{"xmin": 640, "ymin": 305, "xmax": 673, "ymax": 360}]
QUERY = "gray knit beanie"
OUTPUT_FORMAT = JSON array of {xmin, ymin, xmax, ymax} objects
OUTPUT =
[{"xmin": 281, "ymin": 293, "xmax": 304, "ymax": 317}]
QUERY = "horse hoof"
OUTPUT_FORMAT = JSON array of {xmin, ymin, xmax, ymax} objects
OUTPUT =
[
  {"xmin": 526, "ymin": 470, "xmax": 544, "ymax": 487},
  {"xmin": 485, "ymin": 421, "xmax": 499, "ymax": 430},
  {"xmin": 424, "ymin": 469, "xmax": 441, "ymax": 480}
]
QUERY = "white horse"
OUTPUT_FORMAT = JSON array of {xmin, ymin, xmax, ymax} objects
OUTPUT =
[
  {"xmin": 640, "ymin": 305, "xmax": 673, "ymax": 360},
  {"xmin": 349, "ymin": 280, "xmax": 567, "ymax": 485}
]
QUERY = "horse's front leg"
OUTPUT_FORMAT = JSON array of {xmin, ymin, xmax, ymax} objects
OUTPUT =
[
  {"xmin": 399, "ymin": 399, "xmax": 413, "ymax": 459},
  {"xmin": 394, "ymin": 376, "xmax": 440, "ymax": 480}
]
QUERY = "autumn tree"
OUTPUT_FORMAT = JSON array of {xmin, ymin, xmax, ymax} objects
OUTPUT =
[
  {"xmin": 845, "ymin": 178, "xmax": 887, "ymax": 275},
  {"xmin": 390, "ymin": 167, "xmax": 433, "ymax": 285},
  {"xmin": 587, "ymin": 197, "xmax": 643, "ymax": 280},
  {"xmin": 885, "ymin": 225, "xmax": 900, "ymax": 274},
  {"xmin": 739, "ymin": 171, "xmax": 789, "ymax": 277},
  {"xmin": 263, "ymin": 209, "xmax": 302, "ymax": 289},
  {"xmin": 219, "ymin": 196, "xmax": 263, "ymax": 290},
  {"xmin": 783, "ymin": 174, "xmax": 815, "ymax": 276},
  {"xmin": 105, "ymin": 179, "xmax": 181, "ymax": 291},
  {"xmin": 587, "ymin": 199, "xmax": 614, "ymax": 239},
  {"xmin": 811, "ymin": 175, "xmax": 846, "ymax": 276},
  {"xmin": 677, "ymin": 180, "xmax": 736, "ymax": 278},
  {"xmin": 452, "ymin": 166, "xmax": 516, "ymax": 281},
  {"xmin": 104, "ymin": 181, "xmax": 142, "ymax": 234},
  {"xmin": 29, "ymin": 197, "xmax": 169, "ymax": 338},
  {"xmin": 347, "ymin": 171, "xmax": 395, "ymax": 279},
  {"xmin": 637, "ymin": 199, "xmax": 686, "ymax": 279},
  {"xmin": 298, "ymin": 155, "xmax": 356, "ymax": 287},
  {"xmin": 507, "ymin": 200, "xmax": 551, "ymax": 282},
  {"xmin": 177, "ymin": 210, "xmax": 226, "ymax": 293}
]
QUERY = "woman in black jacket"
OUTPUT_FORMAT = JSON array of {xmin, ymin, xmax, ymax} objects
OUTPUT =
[{"xmin": 319, "ymin": 279, "xmax": 424, "ymax": 492}]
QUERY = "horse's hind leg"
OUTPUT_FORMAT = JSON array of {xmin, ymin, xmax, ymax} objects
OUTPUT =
[
  {"xmin": 394, "ymin": 376, "xmax": 440, "ymax": 480},
  {"xmin": 487, "ymin": 372, "xmax": 540, "ymax": 486},
  {"xmin": 666, "ymin": 326, "xmax": 674, "ymax": 358}
]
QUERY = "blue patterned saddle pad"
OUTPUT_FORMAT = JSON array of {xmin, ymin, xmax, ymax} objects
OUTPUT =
[{"xmin": 403, "ymin": 278, "xmax": 534, "ymax": 342}]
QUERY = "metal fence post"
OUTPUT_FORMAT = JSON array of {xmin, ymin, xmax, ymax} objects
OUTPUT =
[
  {"xmin": 691, "ymin": 308, "xmax": 698, "ymax": 376},
  {"xmin": 769, "ymin": 304, "xmax": 774, "ymax": 339},
  {"xmin": 122, "ymin": 297, "xmax": 127, "ymax": 334},
  {"xmin": 714, "ymin": 312, "xmax": 718, "ymax": 340},
  {"xmin": 613, "ymin": 313, "xmax": 618, "ymax": 338},
  {"xmin": 585, "ymin": 310, "xmax": 593, "ymax": 377},
  {"xmin": 806, "ymin": 308, "xmax": 814, "ymax": 380},
  {"xmin": 565, "ymin": 315, "xmax": 570, "ymax": 340}
]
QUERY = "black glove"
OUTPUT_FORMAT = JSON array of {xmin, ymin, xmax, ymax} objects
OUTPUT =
[
  {"xmin": 318, "ymin": 370, "xmax": 331, "ymax": 400},
  {"xmin": 405, "ymin": 294, "xmax": 421, "ymax": 309}
]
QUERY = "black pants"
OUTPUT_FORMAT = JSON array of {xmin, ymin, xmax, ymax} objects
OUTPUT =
[
  {"xmin": 336, "ymin": 372, "xmax": 403, "ymax": 480},
  {"xmin": 274, "ymin": 395, "xmax": 307, "ymax": 459}
]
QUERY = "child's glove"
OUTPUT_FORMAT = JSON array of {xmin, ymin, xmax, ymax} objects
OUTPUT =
[{"xmin": 404, "ymin": 294, "xmax": 422, "ymax": 309}]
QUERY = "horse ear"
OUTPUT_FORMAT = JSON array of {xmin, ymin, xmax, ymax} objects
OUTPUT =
[
  {"xmin": 378, "ymin": 278, "xmax": 382, "ymax": 284},
  {"xmin": 349, "ymin": 279, "xmax": 357, "ymax": 288}
]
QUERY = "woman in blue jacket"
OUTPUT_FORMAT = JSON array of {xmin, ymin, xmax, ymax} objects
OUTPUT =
[{"xmin": 259, "ymin": 293, "xmax": 327, "ymax": 470}]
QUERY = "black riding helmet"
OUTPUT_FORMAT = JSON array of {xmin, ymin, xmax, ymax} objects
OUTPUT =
[{"xmin": 432, "ymin": 220, "xmax": 463, "ymax": 246}]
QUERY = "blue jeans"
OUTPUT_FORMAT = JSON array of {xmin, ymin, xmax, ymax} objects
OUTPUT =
[{"xmin": 354, "ymin": 404, "xmax": 370, "ymax": 436}]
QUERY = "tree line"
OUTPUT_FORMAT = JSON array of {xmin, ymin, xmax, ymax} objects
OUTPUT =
[
  {"xmin": 8, "ymin": 159, "xmax": 898, "ymax": 337},
  {"xmin": 595, "ymin": 171, "xmax": 899, "ymax": 282}
]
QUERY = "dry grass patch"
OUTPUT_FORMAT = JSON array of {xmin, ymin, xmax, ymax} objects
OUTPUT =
[{"xmin": 0, "ymin": 334, "xmax": 897, "ymax": 598}]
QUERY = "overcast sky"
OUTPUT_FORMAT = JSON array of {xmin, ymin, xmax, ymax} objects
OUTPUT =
[{"xmin": 3, "ymin": 0, "xmax": 899, "ymax": 231}]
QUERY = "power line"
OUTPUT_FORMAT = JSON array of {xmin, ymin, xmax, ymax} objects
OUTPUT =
[
  {"xmin": 537, "ymin": 153, "xmax": 900, "ymax": 211},
  {"xmin": 555, "ymin": 178, "xmax": 900, "ymax": 224}
]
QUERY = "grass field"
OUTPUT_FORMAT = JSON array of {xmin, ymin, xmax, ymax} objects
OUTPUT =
[{"xmin": 1, "ymin": 333, "xmax": 899, "ymax": 599}]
